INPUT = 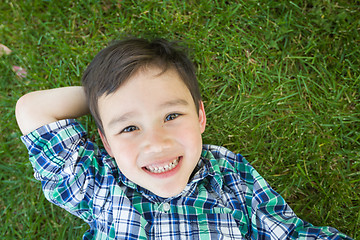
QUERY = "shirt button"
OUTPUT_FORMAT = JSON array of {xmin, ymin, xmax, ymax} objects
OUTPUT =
[{"xmin": 163, "ymin": 203, "xmax": 170, "ymax": 212}]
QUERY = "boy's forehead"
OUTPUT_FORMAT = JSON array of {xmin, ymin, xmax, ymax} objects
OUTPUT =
[
  {"xmin": 98, "ymin": 66, "xmax": 193, "ymax": 108},
  {"xmin": 103, "ymin": 65, "xmax": 190, "ymax": 98},
  {"xmin": 96, "ymin": 64, "xmax": 201, "ymax": 130},
  {"xmin": 96, "ymin": 66, "xmax": 199, "ymax": 131}
]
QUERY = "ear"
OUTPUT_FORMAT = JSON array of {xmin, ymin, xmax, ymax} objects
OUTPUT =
[
  {"xmin": 98, "ymin": 129, "xmax": 114, "ymax": 157},
  {"xmin": 198, "ymin": 101, "xmax": 206, "ymax": 134}
]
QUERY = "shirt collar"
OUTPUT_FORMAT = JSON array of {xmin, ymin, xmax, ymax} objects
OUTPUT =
[
  {"xmin": 199, "ymin": 148, "xmax": 224, "ymax": 195},
  {"xmin": 101, "ymin": 152, "xmax": 138, "ymax": 190}
]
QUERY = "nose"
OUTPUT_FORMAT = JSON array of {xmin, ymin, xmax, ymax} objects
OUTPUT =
[{"xmin": 142, "ymin": 126, "xmax": 174, "ymax": 154}]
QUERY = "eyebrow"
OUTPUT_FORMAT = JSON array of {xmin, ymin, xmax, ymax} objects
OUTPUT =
[
  {"xmin": 107, "ymin": 111, "xmax": 137, "ymax": 128},
  {"xmin": 160, "ymin": 98, "xmax": 189, "ymax": 108},
  {"xmin": 107, "ymin": 98, "xmax": 189, "ymax": 128}
]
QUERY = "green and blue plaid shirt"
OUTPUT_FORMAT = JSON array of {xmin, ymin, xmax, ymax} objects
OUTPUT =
[{"xmin": 21, "ymin": 119, "xmax": 351, "ymax": 239}]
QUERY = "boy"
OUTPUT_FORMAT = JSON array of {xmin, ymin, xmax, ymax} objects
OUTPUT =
[{"xmin": 16, "ymin": 38, "xmax": 352, "ymax": 239}]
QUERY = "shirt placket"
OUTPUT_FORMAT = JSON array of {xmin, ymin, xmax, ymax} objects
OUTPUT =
[{"xmin": 151, "ymin": 201, "xmax": 172, "ymax": 239}]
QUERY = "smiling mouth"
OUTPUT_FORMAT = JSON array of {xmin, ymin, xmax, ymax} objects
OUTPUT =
[{"xmin": 145, "ymin": 157, "xmax": 180, "ymax": 173}]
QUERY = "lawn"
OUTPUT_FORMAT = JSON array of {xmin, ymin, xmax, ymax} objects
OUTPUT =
[{"xmin": 1, "ymin": 0, "xmax": 359, "ymax": 239}]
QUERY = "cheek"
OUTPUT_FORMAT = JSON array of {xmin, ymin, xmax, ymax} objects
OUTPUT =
[
  {"xmin": 175, "ymin": 122, "xmax": 203, "ymax": 147},
  {"xmin": 108, "ymin": 138, "xmax": 139, "ymax": 166}
]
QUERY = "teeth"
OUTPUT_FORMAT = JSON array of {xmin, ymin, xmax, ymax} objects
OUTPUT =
[{"xmin": 146, "ymin": 158, "xmax": 179, "ymax": 173}]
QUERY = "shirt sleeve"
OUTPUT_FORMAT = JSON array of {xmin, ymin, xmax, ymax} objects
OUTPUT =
[
  {"xmin": 21, "ymin": 119, "xmax": 110, "ymax": 224},
  {"xmin": 236, "ymin": 154, "xmax": 353, "ymax": 240}
]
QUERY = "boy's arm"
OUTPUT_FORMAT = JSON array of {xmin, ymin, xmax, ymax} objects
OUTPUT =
[
  {"xmin": 16, "ymin": 86, "xmax": 89, "ymax": 135},
  {"xmin": 18, "ymin": 87, "xmax": 107, "ymax": 224}
]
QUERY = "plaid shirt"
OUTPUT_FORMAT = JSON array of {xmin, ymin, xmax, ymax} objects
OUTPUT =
[{"xmin": 21, "ymin": 119, "xmax": 351, "ymax": 240}]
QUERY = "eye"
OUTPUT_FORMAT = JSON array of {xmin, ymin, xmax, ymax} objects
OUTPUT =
[
  {"xmin": 120, "ymin": 125, "xmax": 139, "ymax": 133},
  {"xmin": 165, "ymin": 113, "xmax": 181, "ymax": 122}
]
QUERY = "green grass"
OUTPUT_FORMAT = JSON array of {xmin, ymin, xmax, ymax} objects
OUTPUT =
[{"xmin": 1, "ymin": 0, "xmax": 359, "ymax": 238}]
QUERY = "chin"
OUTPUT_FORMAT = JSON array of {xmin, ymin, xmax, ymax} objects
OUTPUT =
[{"xmin": 154, "ymin": 185, "xmax": 186, "ymax": 198}]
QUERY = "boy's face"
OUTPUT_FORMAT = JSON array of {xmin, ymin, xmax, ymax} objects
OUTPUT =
[{"xmin": 97, "ymin": 66, "xmax": 206, "ymax": 198}]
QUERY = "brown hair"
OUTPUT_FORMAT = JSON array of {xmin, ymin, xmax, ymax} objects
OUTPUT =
[{"xmin": 82, "ymin": 37, "xmax": 201, "ymax": 134}]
